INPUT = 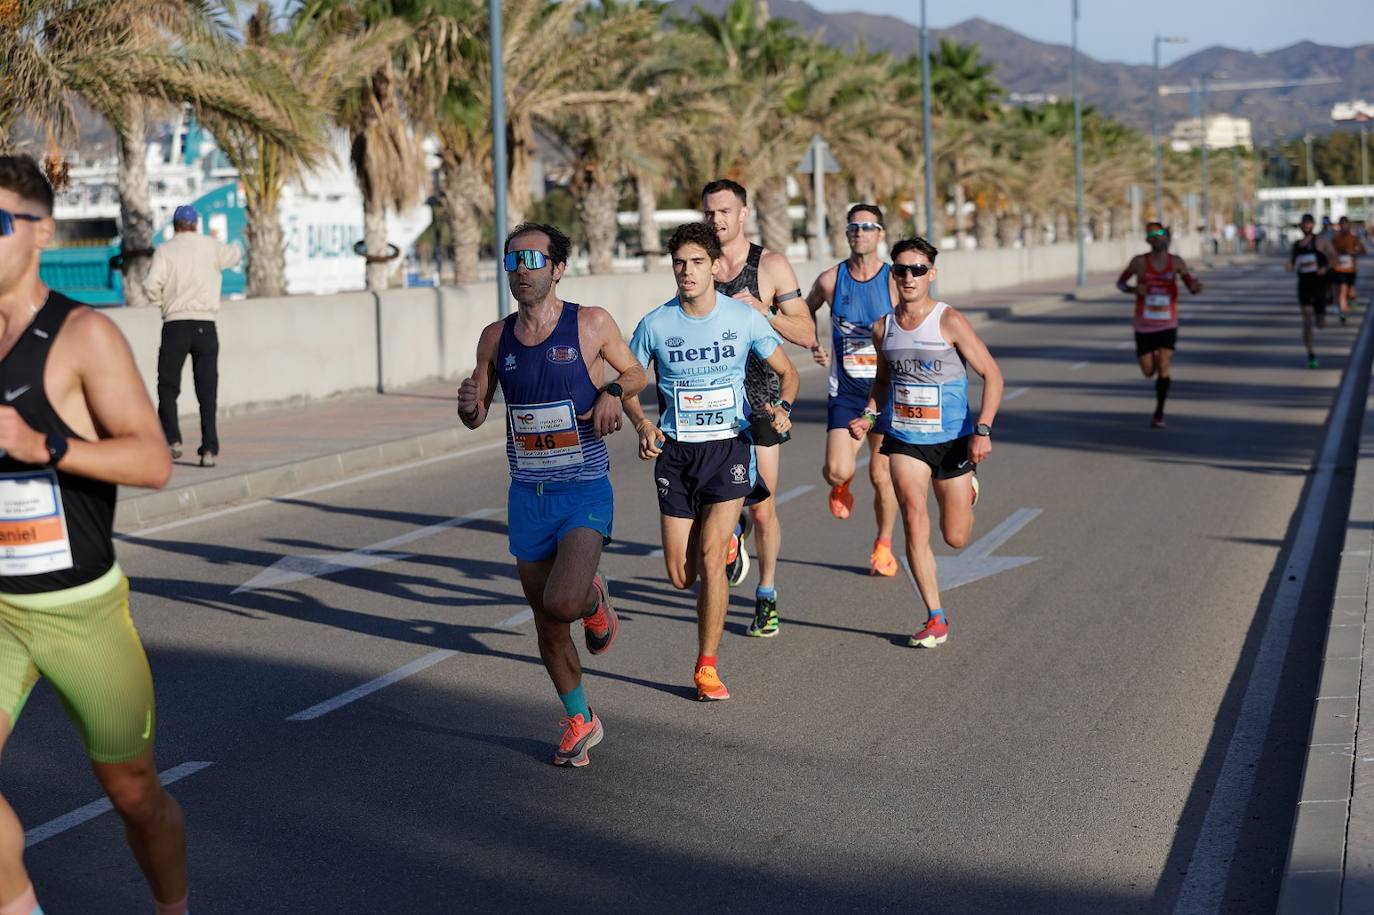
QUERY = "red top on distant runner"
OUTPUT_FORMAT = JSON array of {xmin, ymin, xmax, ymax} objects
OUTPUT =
[{"xmin": 1135, "ymin": 253, "xmax": 1179, "ymax": 334}]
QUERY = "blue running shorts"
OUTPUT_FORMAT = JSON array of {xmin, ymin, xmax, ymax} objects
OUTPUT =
[{"xmin": 507, "ymin": 477, "xmax": 614, "ymax": 562}]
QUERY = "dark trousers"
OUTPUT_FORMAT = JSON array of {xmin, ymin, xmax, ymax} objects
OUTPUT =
[{"xmin": 157, "ymin": 320, "xmax": 219, "ymax": 456}]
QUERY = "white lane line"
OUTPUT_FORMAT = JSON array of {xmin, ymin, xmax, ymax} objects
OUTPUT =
[
  {"xmin": 1116, "ymin": 340, "xmax": 1135, "ymax": 349},
  {"xmin": 898, "ymin": 509, "xmax": 1043, "ymax": 592},
  {"xmin": 1069, "ymin": 361, "xmax": 1090, "ymax": 370},
  {"xmin": 122, "ymin": 441, "xmax": 506, "ymax": 538},
  {"xmin": 24, "ymin": 761, "xmax": 215, "ymax": 848},
  {"xmin": 500, "ymin": 609, "xmax": 534, "ymax": 628},
  {"xmin": 287, "ymin": 650, "xmax": 457, "ymax": 721},
  {"xmin": 1172, "ymin": 294, "xmax": 1374, "ymax": 912},
  {"xmin": 234, "ymin": 507, "xmax": 502, "ymax": 594},
  {"xmin": 1003, "ymin": 387, "xmax": 1031, "ymax": 402}
]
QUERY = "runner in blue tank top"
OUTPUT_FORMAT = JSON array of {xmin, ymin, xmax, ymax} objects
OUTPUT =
[
  {"xmin": 850, "ymin": 236, "xmax": 1004, "ymax": 651},
  {"xmin": 623, "ymin": 221, "xmax": 799, "ymax": 702},
  {"xmin": 805, "ymin": 203, "xmax": 901, "ymax": 577},
  {"xmin": 458, "ymin": 223, "xmax": 646, "ymax": 767}
]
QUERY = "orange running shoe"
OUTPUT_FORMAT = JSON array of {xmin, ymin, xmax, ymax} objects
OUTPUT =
[
  {"xmin": 869, "ymin": 541, "xmax": 898, "ymax": 577},
  {"xmin": 553, "ymin": 712, "xmax": 603, "ymax": 767},
  {"xmin": 694, "ymin": 665, "xmax": 731, "ymax": 701},
  {"xmin": 828, "ymin": 480, "xmax": 854, "ymax": 519},
  {"xmin": 582, "ymin": 571, "xmax": 617, "ymax": 655}
]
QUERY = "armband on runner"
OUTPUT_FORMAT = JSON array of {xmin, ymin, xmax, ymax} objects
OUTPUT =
[{"xmin": 775, "ymin": 289, "xmax": 802, "ymax": 304}]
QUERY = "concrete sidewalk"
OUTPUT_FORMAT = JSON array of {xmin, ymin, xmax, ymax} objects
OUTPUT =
[{"xmin": 114, "ymin": 268, "xmax": 1161, "ymax": 529}]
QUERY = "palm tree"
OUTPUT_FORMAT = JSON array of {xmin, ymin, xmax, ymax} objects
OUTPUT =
[
  {"xmin": 298, "ymin": 0, "xmax": 458, "ymax": 290},
  {"xmin": 680, "ymin": 0, "xmax": 810, "ymax": 252},
  {"xmin": 2, "ymin": 0, "xmax": 312, "ymax": 303}
]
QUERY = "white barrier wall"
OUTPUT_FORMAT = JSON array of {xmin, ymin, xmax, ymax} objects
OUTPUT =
[{"xmin": 107, "ymin": 236, "xmax": 1200, "ymax": 416}]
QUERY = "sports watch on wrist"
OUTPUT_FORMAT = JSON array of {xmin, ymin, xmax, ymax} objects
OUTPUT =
[
  {"xmin": 772, "ymin": 399, "xmax": 792, "ymax": 414},
  {"xmin": 975, "ymin": 423, "xmax": 993, "ymax": 437},
  {"xmin": 44, "ymin": 433, "xmax": 68, "ymax": 467},
  {"xmin": 603, "ymin": 382, "xmax": 624, "ymax": 399}
]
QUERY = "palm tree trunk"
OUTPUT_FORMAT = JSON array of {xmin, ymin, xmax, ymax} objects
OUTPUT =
[
  {"xmin": 507, "ymin": 121, "xmax": 530, "ymax": 229},
  {"xmin": 581, "ymin": 172, "xmax": 619, "ymax": 275},
  {"xmin": 826, "ymin": 179, "xmax": 849, "ymax": 257},
  {"xmin": 244, "ymin": 198, "xmax": 286, "ymax": 298},
  {"xmin": 440, "ymin": 153, "xmax": 488, "ymax": 285},
  {"xmin": 635, "ymin": 172, "xmax": 662, "ymax": 271},
  {"xmin": 1054, "ymin": 211, "xmax": 1070, "ymax": 245},
  {"xmin": 363, "ymin": 189, "xmax": 390, "ymax": 290},
  {"xmin": 997, "ymin": 213, "xmax": 1020, "ymax": 248},
  {"xmin": 755, "ymin": 178, "xmax": 791, "ymax": 255},
  {"xmin": 116, "ymin": 100, "xmax": 155, "ymax": 307}
]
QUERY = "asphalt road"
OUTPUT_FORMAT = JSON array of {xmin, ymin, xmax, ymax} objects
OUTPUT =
[{"xmin": 11, "ymin": 258, "xmax": 1362, "ymax": 913}]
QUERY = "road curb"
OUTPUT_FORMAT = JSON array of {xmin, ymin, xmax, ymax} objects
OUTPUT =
[
  {"xmin": 1279, "ymin": 293, "xmax": 1374, "ymax": 913},
  {"xmin": 111, "ymin": 278, "xmax": 1129, "ymax": 532}
]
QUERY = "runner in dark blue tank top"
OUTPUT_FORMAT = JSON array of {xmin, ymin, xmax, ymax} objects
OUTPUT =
[
  {"xmin": 805, "ymin": 203, "xmax": 901, "ymax": 577},
  {"xmin": 459, "ymin": 222, "xmax": 646, "ymax": 767}
]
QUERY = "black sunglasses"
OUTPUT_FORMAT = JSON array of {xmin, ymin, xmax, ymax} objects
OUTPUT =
[
  {"xmin": 891, "ymin": 263, "xmax": 932, "ymax": 279},
  {"xmin": 0, "ymin": 208, "xmax": 42, "ymax": 237}
]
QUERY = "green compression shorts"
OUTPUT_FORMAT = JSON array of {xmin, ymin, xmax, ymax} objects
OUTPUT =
[{"xmin": 0, "ymin": 564, "xmax": 155, "ymax": 763}]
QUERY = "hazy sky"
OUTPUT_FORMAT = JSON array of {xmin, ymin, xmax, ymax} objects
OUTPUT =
[{"xmin": 805, "ymin": 0, "xmax": 1374, "ymax": 65}]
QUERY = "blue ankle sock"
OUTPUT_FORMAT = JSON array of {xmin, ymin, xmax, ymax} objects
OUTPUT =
[
  {"xmin": 929, "ymin": 608, "xmax": 945, "ymax": 622},
  {"xmin": 558, "ymin": 685, "xmax": 591, "ymax": 720},
  {"xmin": 756, "ymin": 585, "xmax": 776, "ymax": 601},
  {"xmin": 734, "ymin": 522, "xmax": 743, "ymax": 538}
]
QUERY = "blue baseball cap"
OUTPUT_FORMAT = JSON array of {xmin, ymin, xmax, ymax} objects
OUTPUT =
[{"xmin": 172, "ymin": 205, "xmax": 199, "ymax": 225}]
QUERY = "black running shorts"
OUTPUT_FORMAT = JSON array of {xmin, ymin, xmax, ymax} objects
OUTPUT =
[
  {"xmin": 654, "ymin": 435, "xmax": 770, "ymax": 519},
  {"xmin": 1135, "ymin": 328, "xmax": 1177, "ymax": 357},
  {"xmin": 880, "ymin": 434, "xmax": 975, "ymax": 480}
]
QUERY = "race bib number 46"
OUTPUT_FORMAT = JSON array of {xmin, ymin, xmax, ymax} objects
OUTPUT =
[
  {"xmin": 509, "ymin": 401, "xmax": 583, "ymax": 470},
  {"xmin": 0, "ymin": 470, "xmax": 74, "ymax": 576},
  {"xmin": 892, "ymin": 382, "xmax": 942, "ymax": 432},
  {"xmin": 675, "ymin": 383, "xmax": 738, "ymax": 442}
]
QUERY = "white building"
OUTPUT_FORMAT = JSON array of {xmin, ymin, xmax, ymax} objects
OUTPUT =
[
  {"xmin": 1332, "ymin": 99, "xmax": 1374, "ymax": 122},
  {"xmin": 1170, "ymin": 114, "xmax": 1253, "ymax": 152}
]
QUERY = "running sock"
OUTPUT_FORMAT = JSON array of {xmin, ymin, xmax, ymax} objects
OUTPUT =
[
  {"xmin": 154, "ymin": 897, "xmax": 188, "ymax": 915},
  {"xmin": 558, "ymin": 685, "xmax": 591, "ymax": 721},
  {"xmin": 0, "ymin": 886, "xmax": 40, "ymax": 915},
  {"xmin": 756, "ymin": 585, "xmax": 776, "ymax": 602},
  {"xmin": 582, "ymin": 578, "xmax": 602, "ymax": 618},
  {"xmin": 928, "ymin": 608, "xmax": 946, "ymax": 623},
  {"xmin": 1154, "ymin": 376, "xmax": 1171, "ymax": 415},
  {"xmin": 696, "ymin": 654, "xmax": 717, "ymax": 672}
]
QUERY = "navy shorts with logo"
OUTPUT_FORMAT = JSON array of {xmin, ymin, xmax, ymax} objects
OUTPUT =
[
  {"xmin": 880, "ymin": 434, "xmax": 974, "ymax": 480},
  {"xmin": 655, "ymin": 435, "xmax": 770, "ymax": 519}
]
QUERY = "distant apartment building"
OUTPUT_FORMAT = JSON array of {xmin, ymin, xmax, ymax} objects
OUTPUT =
[
  {"xmin": 1169, "ymin": 114, "xmax": 1253, "ymax": 152},
  {"xmin": 1332, "ymin": 100, "xmax": 1374, "ymax": 122}
]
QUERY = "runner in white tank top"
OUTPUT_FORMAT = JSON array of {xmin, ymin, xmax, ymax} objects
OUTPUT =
[{"xmin": 849, "ymin": 237, "xmax": 1004, "ymax": 649}]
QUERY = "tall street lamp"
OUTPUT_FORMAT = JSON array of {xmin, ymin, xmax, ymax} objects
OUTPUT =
[
  {"xmin": 490, "ymin": 0, "xmax": 510, "ymax": 317},
  {"xmin": 1071, "ymin": 0, "xmax": 1085, "ymax": 286},
  {"xmin": 920, "ymin": 0, "xmax": 935, "ymax": 242},
  {"xmin": 1152, "ymin": 34, "xmax": 1187, "ymax": 222}
]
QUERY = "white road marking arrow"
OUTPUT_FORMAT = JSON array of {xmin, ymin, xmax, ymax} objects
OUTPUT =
[
  {"xmin": 901, "ymin": 508, "xmax": 1042, "ymax": 592},
  {"xmin": 234, "ymin": 508, "xmax": 502, "ymax": 594}
]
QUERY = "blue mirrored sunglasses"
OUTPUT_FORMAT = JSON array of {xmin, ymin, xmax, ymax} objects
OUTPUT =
[
  {"xmin": 0, "ymin": 209, "xmax": 42, "ymax": 237},
  {"xmin": 503, "ymin": 249, "xmax": 549, "ymax": 272}
]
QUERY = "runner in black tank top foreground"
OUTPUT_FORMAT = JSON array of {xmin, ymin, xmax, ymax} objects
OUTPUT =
[
  {"xmin": 703, "ymin": 180, "xmax": 814, "ymax": 638},
  {"xmin": 0, "ymin": 156, "xmax": 182, "ymax": 914},
  {"xmin": 1288, "ymin": 213, "xmax": 1331, "ymax": 368}
]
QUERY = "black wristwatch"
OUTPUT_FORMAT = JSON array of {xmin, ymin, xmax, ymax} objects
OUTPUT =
[
  {"xmin": 44, "ymin": 433, "xmax": 68, "ymax": 467},
  {"xmin": 975, "ymin": 423, "xmax": 992, "ymax": 437},
  {"xmin": 603, "ymin": 382, "xmax": 624, "ymax": 399},
  {"xmin": 773, "ymin": 399, "xmax": 792, "ymax": 414}
]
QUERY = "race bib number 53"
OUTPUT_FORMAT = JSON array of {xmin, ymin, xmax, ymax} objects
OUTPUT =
[{"xmin": 892, "ymin": 382, "xmax": 942, "ymax": 432}]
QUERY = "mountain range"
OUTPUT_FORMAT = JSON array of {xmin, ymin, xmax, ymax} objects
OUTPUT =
[{"xmin": 669, "ymin": 0, "xmax": 1374, "ymax": 142}]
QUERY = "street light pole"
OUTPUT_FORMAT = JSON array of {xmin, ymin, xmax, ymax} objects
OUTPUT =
[
  {"xmin": 1200, "ymin": 75, "xmax": 1210, "ymax": 255},
  {"xmin": 1071, "ymin": 0, "xmax": 1086, "ymax": 286},
  {"xmin": 920, "ymin": 0, "xmax": 935, "ymax": 241},
  {"xmin": 1361, "ymin": 125, "xmax": 1368, "ymax": 218},
  {"xmin": 489, "ymin": 0, "xmax": 510, "ymax": 318},
  {"xmin": 1152, "ymin": 35, "xmax": 1186, "ymax": 222}
]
